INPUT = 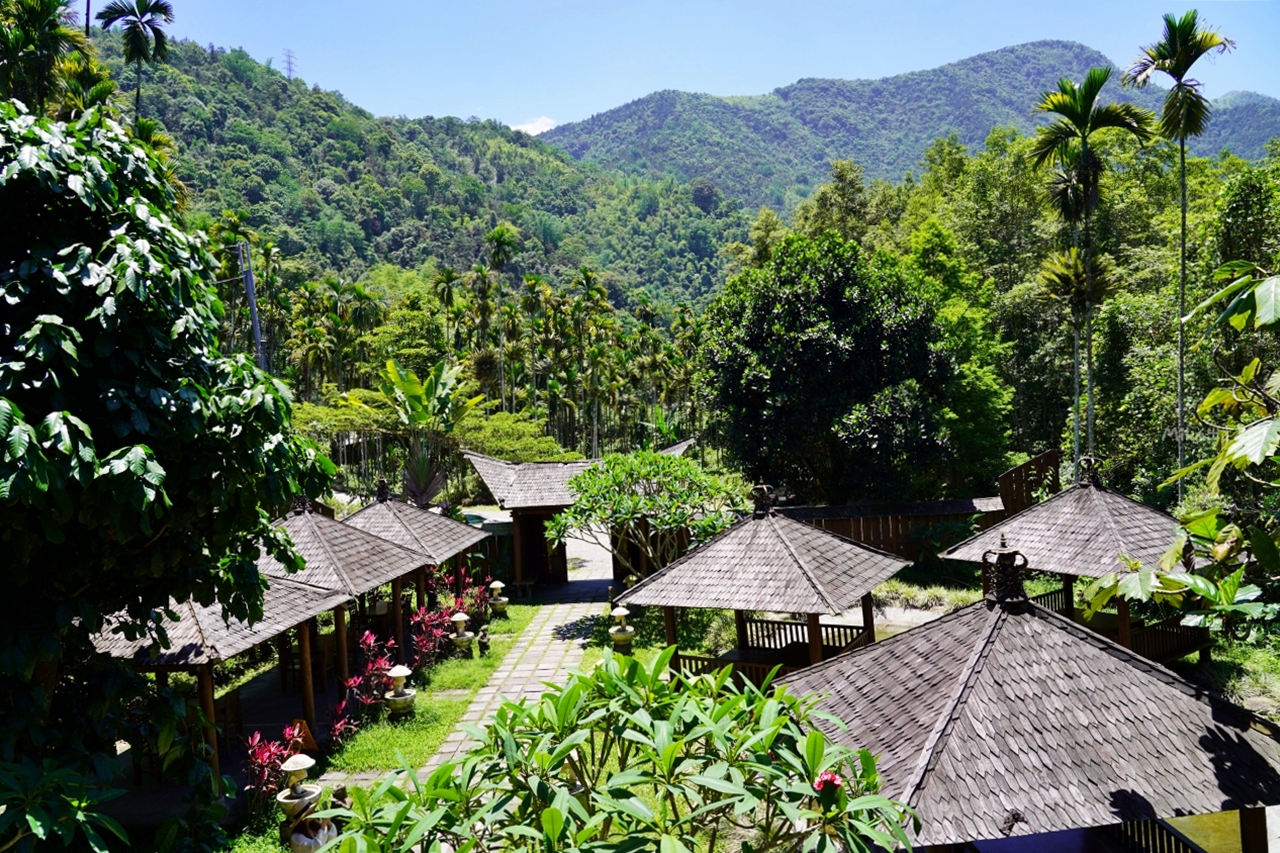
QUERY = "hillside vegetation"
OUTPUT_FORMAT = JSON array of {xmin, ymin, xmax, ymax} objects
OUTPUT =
[
  {"xmin": 95, "ymin": 34, "xmax": 745, "ymax": 307},
  {"xmin": 544, "ymin": 40, "xmax": 1279, "ymax": 210}
]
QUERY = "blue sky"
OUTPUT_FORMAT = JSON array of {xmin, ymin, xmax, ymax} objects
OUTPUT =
[{"xmin": 163, "ymin": 1, "xmax": 1278, "ymax": 133}]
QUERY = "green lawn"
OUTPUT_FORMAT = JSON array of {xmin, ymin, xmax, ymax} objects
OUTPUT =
[
  {"xmin": 323, "ymin": 603, "xmax": 536, "ymax": 774},
  {"xmin": 1170, "ymin": 633, "xmax": 1280, "ymax": 720},
  {"xmin": 579, "ymin": 602, "xmax": 738, "ymax": 672}
]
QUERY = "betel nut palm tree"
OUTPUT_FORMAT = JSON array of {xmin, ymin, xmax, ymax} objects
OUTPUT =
[
  {"xmin": 95, "ymin": 0, "xmax": 172, "ymax": 125},
  {"xmin": 1123, "ymin": 10, "xmax": 1233, "ymax": 494},
  {"xmin": 1030, "ymin": 66, "xmax": 1154, "ymax": 477}
]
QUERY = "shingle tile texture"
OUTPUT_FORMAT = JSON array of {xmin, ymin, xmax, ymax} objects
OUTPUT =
[
  {"xmin": 94, "ymin": 574, "xmax": 350, "ymax": 667},
  {"xmin": 464, "ymin": 452, "xmax": 594, "ymax": 510},
  {"xmin": 343, "ymin": 499, "xmax": 490, "ymax": 565},
  {"xmin": 615, "ymin": 511, "xmax": 909, "ymax": 614},
  {"xmin": 943, "ymin": 481, "xmax": 1182, "ymax": 578},
  {"xmin": 260, "ymin": 510, "xmax": 430, "ymax": 595},
  {"xmin": 784, "ymin": 599, "xmax": 1280, "ymax": 845}
]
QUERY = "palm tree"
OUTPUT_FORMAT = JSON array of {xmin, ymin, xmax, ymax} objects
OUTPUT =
[
  {"xmin": 0, "ymin": 0, "xmax": 86, "ymax": 112},
  {"xmin": 1123, "ymin": 11, "xmax": 1233, "ymax": 493},
  {"xmin": 1030, "ymin": 66, "xmax": 1154, "ymax": 475},
  {"xmin": 55, "ymin": 48, "xmax": 115, "ymax": 119},
  {"xmin": 95, "ymin": 0, "xmax": 172, "ymax": 125},
  {"xmin": 432, "ymin": 266, "xmax": 461, "ymax": 346}
]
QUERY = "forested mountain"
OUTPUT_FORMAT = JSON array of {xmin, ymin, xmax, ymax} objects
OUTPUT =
[
  {"xmin": 543, "ymin": 40, "xmax": 1278, "ymax": 210},
  {"xmin": 93, "ymin": 35, "xmax": 745, "ymax": 308}
]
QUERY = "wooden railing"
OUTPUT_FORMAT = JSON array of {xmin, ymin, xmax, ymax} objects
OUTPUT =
[
  {"xmin": 743, "ymin": 618, "xmax": 866, "ymax": 651},
  {"xmin": 1131, "ymin": 616, "xmax": 1213, "ymax": 663},
  {"xmin": 1031, "ymin": 587, "xmax": 1068, "ymax": 614},
  {"xmin": 1106, "ymin": 818, "xmax": 1209, "ymax": 853},
  {"xmin": 675, "ymin": 654, "xmax": 795, "ymax": 686},
  {"xmin": 779, "ymin": 499, "xmax": 1005, "ymax": 561}
]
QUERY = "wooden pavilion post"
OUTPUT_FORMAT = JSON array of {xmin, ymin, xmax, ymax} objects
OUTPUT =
[
  {"xmin": 334, "ymin": 604, "xmax": 349, "ymax": 687},
  {"xmin": 312, "ymin": 617, "xmax": 326, "ymax": 694},
  {"xmin": 391, "ymin": 577, "xmax": 405, "ymax": 663},
  {"xmin": 1060, "ymin": 573, "xmax": 1075, "ymax": 619},
  {"xmin": 1116, "ymin": 597, "xmax": 1132, "ymax": 649},
  {"xmin": 807, "ymin": 613, "xmax": 823, "ymax": 665},
  {"xmin": 298, "ymin": 621, "xmax": 316, "ymax": 735},
  {"xmin": 734, "ymin": 610, "xmax": 748, "ymax": 650},
  {"xmin": 197, "ymin": 663, "xmax": 220, "ymax": 791},
  {"xmin": 861, "ymin": 593, "xmax": 876, "ymax": 643},
  {"xmin": 454, "ymin": 554, "xmax": 466, "ymax": 597},
  {"xmin": 416, "ymin": 567, "xmax": 426, "ymax": 610},
  {"xmin": 663, "ymin": 606, "xmax": 679, "ymax": 670},
  {"xmin": 1240, "ymin": 806, "xmax": 1268, "ymax": 853},
  {"xmin": 512, "ymin": 511, "xmax": 525, "ymax": 585},
  {"xmin": 277, "ymin": 634, "xmax": 290, "ymax": 694}
]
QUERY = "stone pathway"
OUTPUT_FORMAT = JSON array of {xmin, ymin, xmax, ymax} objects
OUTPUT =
[{"xmin": 319, "ymin": 535, "xmax": 612, "ymax": 790}]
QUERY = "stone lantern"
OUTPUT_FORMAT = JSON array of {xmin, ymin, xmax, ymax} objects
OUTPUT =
[
  {"xmin": 384, "ymin": 664, "xmax": 416, "ymax": 717},
  {"xmin": 608, "ymin": 606, "xmax": 635, "ymax": 655},
  {"xmin": 449, "ymin": 611, "xmax": 474, "ymax": 652},
  {"xmin": 489, "ymin": 580, "xmax": 509, "ymax": 617},
  {"xmin": 276, "ymin": 753, "xmax": 320, "ymax": 818}
]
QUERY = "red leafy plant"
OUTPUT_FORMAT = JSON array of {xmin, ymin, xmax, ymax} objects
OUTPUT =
[
  {"xmin": 243, "ymin": 723, "xmax": 303, "ymax": 817},
  {"xmin": 410, "ymin": 607, "xmax": 453, "ymax": 669}
]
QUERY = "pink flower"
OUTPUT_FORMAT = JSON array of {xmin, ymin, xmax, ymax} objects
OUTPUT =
[{"xmin": 814, "ymin": 771, "xmax": 843, "ymax": 793}]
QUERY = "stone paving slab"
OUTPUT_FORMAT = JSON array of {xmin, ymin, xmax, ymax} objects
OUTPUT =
[{"xmin": 319, "ymin": 541, "xmax": 611, "ymax": 790}]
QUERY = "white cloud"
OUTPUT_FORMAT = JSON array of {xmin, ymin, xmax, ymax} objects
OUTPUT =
[{"xmin": 511, "ymin": 116, "xmax": 557, "ymax": 135}]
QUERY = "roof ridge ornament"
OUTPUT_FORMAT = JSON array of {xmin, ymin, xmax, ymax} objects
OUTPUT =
[
  {"xmin": 750, "ymin": 484, "xmax": 775, "ymax": 518},
  {"xmin": 982, "ymin": 534, "xmax": 1029, "ymax": 607},
  {"xmin": 1078, "ymin": 456, "xmax": 1103, "ymax": 488},
  {"xmin": 292, "ymin": 495, "xmax": 309, "ymax": 515},
  {"xmin": 376, "ymin": 478, "xmax": 390, "ymax": 503}
]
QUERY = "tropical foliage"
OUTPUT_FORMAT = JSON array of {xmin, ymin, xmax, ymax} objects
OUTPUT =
[
  {"xmin": 319, "ymin": 651, "xmax": 916, "ymax": 853},
  {"xmin": 547, "ymin": 450, "xmax": 748, "ymax": 578}
]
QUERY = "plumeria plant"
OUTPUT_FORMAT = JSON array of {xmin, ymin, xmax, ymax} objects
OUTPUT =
[{"xmin": 317, "ymin": 649, "xmax": 915, "ymax": 853}]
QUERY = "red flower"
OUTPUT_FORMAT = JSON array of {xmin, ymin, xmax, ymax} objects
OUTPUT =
[{"xmin": 814, "ymin": 771, "xmax": 843, "ymax": 793}]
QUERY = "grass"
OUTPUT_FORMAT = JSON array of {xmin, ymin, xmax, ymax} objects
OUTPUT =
[
  {"xmin": 322, "ymin": 603, "xmax": 536, "ymax": 773},
  {"xmin": 1169, "ymin": 632, "xmax": 1280, "ymax": 721},
  {"xmin": 579, "ymin": 602, "xmax": 737, "ymax": 672}
]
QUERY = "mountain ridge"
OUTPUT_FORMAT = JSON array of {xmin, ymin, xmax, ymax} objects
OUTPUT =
[{"xmin": 543, "ymin": 40, "xmax": 1279, "ymax": 209}]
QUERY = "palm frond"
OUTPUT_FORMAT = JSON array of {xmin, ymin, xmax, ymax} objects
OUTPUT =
[
  {"xmin": 1161, "ymin": 82, "xmax": 1212, "ymax": 141},
  {"xmin": 1090, "ymin": 102, "xmax": 1156, "ymax": 143}
]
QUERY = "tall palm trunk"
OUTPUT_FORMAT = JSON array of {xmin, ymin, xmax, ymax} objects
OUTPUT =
[
  {"xmin": 134, "ymin": 59, "xmax": 141, "ymax": 125},
  {"xmin": 1177, "ymin": 140, "xmax": 1187, "ymax": 501},
  {"xmin": 1073, "ymin": 325, "xmax": 1081, "ymax": 481},
  {"xmin": 85, "ymin": 0, "xmax": 91, "ymax": 36}
]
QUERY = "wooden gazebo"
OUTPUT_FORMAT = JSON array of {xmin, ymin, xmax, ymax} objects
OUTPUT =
[
  {"xmin": 464, "ymin": 452, "xmax": 594, "ymax": 589},
  {"xmin": 943, "ymin": 476, "xmax": 1212, "ymax": 663},
  {"xmin": 784, "ymin": 557, "xmax": 1280, "ymax": 851},
  {"xmin": 614, "ymin": 505, "xmax": 908, "ymax": 683},
  {"xmin": 260, "ymin": 504, "xmax": 434, "ymax": 671},
  {"xmin": 343, "ymin": 482, "xmax": 492, "ymax": 602},
  {"xmin": 94, "ymin": 574, "xmax": 350, "ymax": 782}
]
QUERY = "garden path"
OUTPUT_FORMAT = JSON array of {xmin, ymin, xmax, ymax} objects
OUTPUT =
[{"xmin": 320, "ymin": 535, "xmax": 612, "ymax": 789}]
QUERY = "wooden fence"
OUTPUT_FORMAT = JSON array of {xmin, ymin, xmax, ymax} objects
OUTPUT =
[
  {"xmin": 1131, "ymin": 617, "xmax": 1213, "ymax": 664},
  {"xmin": 998, "ymin": 448, "xmax": 1062, "ymax": 517},
  {"xmin": 779, "ymin": 498, "xmax": 1006, "ymax": 561}
]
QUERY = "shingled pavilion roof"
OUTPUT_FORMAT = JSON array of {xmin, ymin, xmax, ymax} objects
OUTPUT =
[
  {"xmin": 343, "ymin": 493, "xmax": 490, "ymax": 565},
  {"xmin": 94, "ymin": 574, "xmax": 351, "ymax": 668},
  {"xmin": 258, "ymin": 507, "xmax": 432, "ymax": 595},
  {"xmin": 942, "ymin": 478, "xmax": 1181, "ymax": 578},
  {"xmin": 464, "ymin": 452, "xmax": 595, "ymax": 510},
  {"xmin": 784, "ymin": 593, "xmax": 1280, "ymax": 846},
  {"xmin": 614, "ymin": 511, "xmax": 909, "ymax": 615}
]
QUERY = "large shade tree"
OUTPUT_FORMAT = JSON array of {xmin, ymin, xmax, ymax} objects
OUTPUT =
[
  {"xmin": 1030, "ymin": 66, "xmax": 1154, "ymax": 473},
  {"xmin": 0, "ymin": 104, "xmax": 332, "ymax": 844},
  {"xmin": 1123, "ymin": 10, "xmax": 1233, "ymax": 489},
  {"xmin": 698, "ymin": 231, "xmax": 952, "ymax": 504}
]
